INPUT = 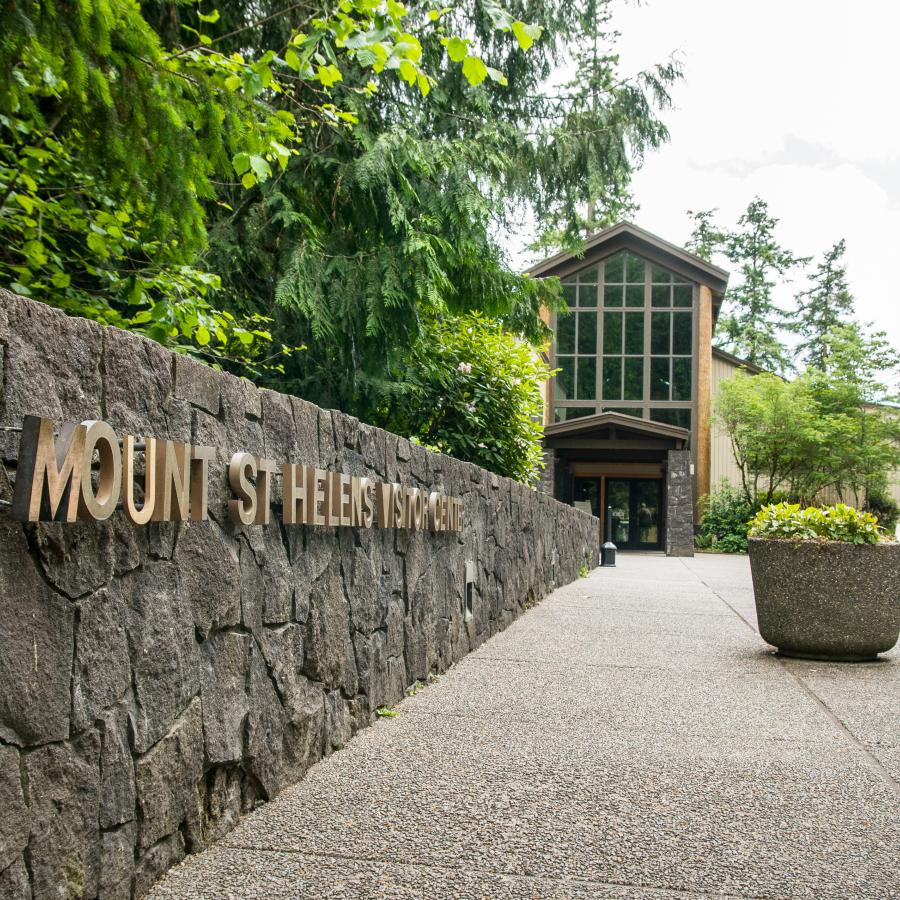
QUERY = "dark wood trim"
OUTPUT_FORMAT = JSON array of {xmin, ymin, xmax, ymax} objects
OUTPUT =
[{"xmin": 550, "ymin": 438, "xmax": 681, "ymax": 451}]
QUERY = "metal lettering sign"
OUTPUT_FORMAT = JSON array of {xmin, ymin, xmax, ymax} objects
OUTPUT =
[{"xmin": 10, "ymin": 415, "xmax": 464, "ymax": 532}]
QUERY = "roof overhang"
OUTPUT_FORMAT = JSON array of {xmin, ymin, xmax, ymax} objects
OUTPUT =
[
  {"xmin": 526, "ymin": 221, "xmax": 730, "ymax": 320},
  {"xmin": 544, "ymin": 411, "xmax": 690, "ymax": 450},
  {"xmin": 711, "ymin": 346, "xmax": 767, "ymax": 375}
]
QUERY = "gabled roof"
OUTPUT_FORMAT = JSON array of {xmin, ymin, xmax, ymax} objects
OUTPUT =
[
  {"xmin": 544, "ymin": 411, "xmax": 690, "ymax": 448},
  {"xmin": 526, "ymin": 221, "xmax": 730, "ymax": 313}
]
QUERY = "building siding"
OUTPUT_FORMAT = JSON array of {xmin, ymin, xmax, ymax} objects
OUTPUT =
[{"xmin": 708, "ymin": 352, "xmax": 747, "ymax": 494}]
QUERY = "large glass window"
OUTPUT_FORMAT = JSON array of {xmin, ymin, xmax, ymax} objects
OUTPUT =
[
  {"xmin": 648, "ymin": 269, "xmax": 693, "ymax": 403},
  {"xmin": 553, "ymin": 252, "xmax": 697, "ymax": 427},
  {"xmin": 602, "ymin": 356, "xmax": 622, "ymax": 400},
  {"xmin": 556, "ymin": 267, "xmax": 599, "ymax": 405},
  {"xmin": 651, "ymin": 265, "xmax": 693, "ymax": 307},
  {"xmin": 650, "ymin": 408, "xmax": 692, "ymax": 431},
  {"xmin": 602, "ymin": 254, "xmax": 646, "ymax": 401},
  {"xmin": 553, "ymin": 406, "xmax": 596, "ymax": 423}
]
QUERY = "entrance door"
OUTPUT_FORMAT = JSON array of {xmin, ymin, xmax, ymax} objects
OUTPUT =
[
  {"xmin": 605, "ymin": 478, "xmax": 663, "ymax": 550},
  {"xmin": 572, "ymin": 477, "xmax": 663, "ymax": 550}
]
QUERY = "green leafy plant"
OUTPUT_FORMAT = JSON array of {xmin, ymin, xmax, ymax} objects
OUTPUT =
[
  {"xmin": 864, "ymin": 483, "xmax": 899, "ymax": 533},
  {"xmin": 696, "ymin": 482, "xmax": 755, "ymax": 553},
  {"xmin": 189, "ymin": 0, "xmax": 680, "ymax": 416},
  {"xmin": 391, "ymin": 314, "xmax": 551, "ymax": 485},
  {"xmin": 375, "ymin": 706, "xmax": 398, "ymax": 718},
  {"xmin": 748, "ymin": 502, "xmax": 884, "ymax": 545},
  {"xmin": 579, "ymin": 561, "xmax": 590, "ymax": 578},
  {"xmin": 715, "ymin": 366, "xmax": 900, "ymax": 507}
]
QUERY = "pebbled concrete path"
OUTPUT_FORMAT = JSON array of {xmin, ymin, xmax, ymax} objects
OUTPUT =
[{"xmin": 149, "ymin": 554, "xmax": 900, "ymax": 899}]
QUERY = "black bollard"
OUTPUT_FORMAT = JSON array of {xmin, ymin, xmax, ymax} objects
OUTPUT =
[{"xmin": 601, "ymin": 504, "xmax": 617, "ymax": 567}]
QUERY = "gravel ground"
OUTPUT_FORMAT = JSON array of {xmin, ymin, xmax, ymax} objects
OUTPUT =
[{"xmin": 148, "ymin": 553, "xmax": 900, "ymax": 899}]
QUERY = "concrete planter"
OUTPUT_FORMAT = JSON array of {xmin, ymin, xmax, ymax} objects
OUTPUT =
[{"xmin": 748, "ymin": 538, "xmax": 900, "ymax": 661}]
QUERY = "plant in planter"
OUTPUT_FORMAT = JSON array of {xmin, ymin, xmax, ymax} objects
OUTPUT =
[{"xmin": 747, "ymin": 503, "xmax": 899, "ymax": 661}]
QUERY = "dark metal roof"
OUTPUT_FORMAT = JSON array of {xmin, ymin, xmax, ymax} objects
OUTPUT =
[
  {"xmin": 711, "ymin": 346, "xmax": 767, "ymax": 375},
  {"xmin": 526, "ymin": 221, "xmax": 730, "ymax": 312},
  {"xmin": 544, "ymin": 411, "xmax": 690, "ymax": 446}
]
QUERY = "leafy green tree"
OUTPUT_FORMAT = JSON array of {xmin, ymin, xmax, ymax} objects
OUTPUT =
[
  {"xmin": 2, "ymin": 0, "xmax": 680, "ymax": 481},
  {"xmin": 687, "ymin": 198, "xmax": 808, "ymax": 371},
  {"xmin": 0, "ymin": 0, "xmax": 536, "ymax": 370},
  {"xmin": 216, "ymin": 128, "xmax": 560, "ymax": 413},
  {"xmin": 818, "ymin": 320, "xmax": 899, "ymax": 401},
  {"xmin": 806, "ymin": 321, "xmax": 900, "ymax": 503},
  {"xmin": 530, "ymin": 0, "xmax": 679, "ymax": 247},
  {"xmin": 388, "ymin": 314, "xmax": 550, "ymax": 484},
  {"xmin": 716, "ymin": 359, "xmax": 900, "ymax": 507},
  {"xmin": 715, "ymin": 371, "xmax": 820, "ymax": 504},
  {"xmin": 685, "ymin": 208, "xmax": 722, "ymax": 262},
  {"xmin": 791, "ymin": 240, "xmax": 856, "ymax": 370}
]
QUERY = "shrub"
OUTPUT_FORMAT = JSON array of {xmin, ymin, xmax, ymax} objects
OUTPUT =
[
  {"xmin": 748, "ymin": 502, "xmax": 884, "ymax": 545},
  {"xmin": 697, "ymin": 483, "xmax": 755, "ymax": 553},
  {"xmin": 392, "ymin": 314, "xmax": 550, "ymax": 485},
  {"xmin": 864, "ymin": 486, "xmax": 899, "ymax": 533}
]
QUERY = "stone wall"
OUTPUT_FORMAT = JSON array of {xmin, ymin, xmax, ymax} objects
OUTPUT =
[
  {"xmin": 665, "ymin": 449, "xmax": 695, "ymax": 557},
  {"xmin": 0, "ymin": 290, "xmax": 598, "ymax": 899}
]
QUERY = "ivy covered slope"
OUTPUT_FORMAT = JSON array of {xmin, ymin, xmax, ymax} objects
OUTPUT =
[{"xmin": 1, "ymin": 0, "xmax": 680, "ymax": 482}]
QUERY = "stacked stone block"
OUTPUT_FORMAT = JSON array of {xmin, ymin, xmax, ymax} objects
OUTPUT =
[
  {"xmin": 665, "ymin": 449, "xmax": 695, "ymax": 557},
  {"xmin": 0, "ymin": 289, "xmax": 598, "ymax": 898}
]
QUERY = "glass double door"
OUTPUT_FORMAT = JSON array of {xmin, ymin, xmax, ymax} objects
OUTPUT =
[{"xmin": 574, "ymin": 477, "xmax": 663, "ymax": 550}]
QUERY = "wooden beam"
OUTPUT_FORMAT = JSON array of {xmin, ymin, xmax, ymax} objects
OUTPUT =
[
  {"xmin": 696, "ymin": 284, "xmax": 713, "ymax": 521},
  {"xmin": 539, "ymin": 305, "xmax": 552, "ymax": 426},
  {"xmin": 549, "ymin": 438, "xmax": 675, "ymax": 450},
  {"xmin": 571, "ymin": 462, "xmax": 664, "ymax": 478}
]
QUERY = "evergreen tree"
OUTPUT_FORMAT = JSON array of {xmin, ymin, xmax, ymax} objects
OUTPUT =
[
  {"xmin": 685, "ymin": 208, "xmax": 722, "ymax": 262},
  {"xmin": 201, "ymin": 0, "xmax": 681, "ymax": 418},
  {"xmin": 530, "ymin": 0, "xmax": 678, "ymax": 246},
  {"xmin": 688, "ymin": 198, "xmax": 808, "ymax": 372},
  {"xmin": 791, "ymin": 240, "xmax": 855, "ymax": 370}
]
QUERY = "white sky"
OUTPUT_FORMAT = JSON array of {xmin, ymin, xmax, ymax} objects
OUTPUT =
[{"xmin": 511, "ymin": 0, "xmax": 900, "ymax": 353}]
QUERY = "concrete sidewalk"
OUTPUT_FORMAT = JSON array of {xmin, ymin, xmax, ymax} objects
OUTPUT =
[{"xmin": 149, "ymin": 554, "xmax": 899, "ymax": 899}]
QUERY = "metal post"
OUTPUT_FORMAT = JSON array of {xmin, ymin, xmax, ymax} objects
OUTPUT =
[{"xmin": 601, "ymin": 504, "xmax": 617, "ymax": 567}]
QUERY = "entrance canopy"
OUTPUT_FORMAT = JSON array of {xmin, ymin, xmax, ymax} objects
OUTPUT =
[{"xmin": 543, "ymin": 411, "xmax": 690, "ymax": 451}]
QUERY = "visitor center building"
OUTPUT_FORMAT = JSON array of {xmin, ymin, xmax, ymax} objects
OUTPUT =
[{"xmin": 532, "ymin": 222, "xmax": 736, "ymax": 556}]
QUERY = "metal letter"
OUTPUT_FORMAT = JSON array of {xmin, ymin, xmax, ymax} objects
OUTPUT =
[
  {"xmin": 190, "ymin": 445, "xmax": 215, "ymax": 522},
  {"xmin": 255, "ymin": 457, "xmax": 277, "ymax": 525},
  {"xmin": 339, "ymin": 474, "xmax": 352, "ymax": 526},
  {"xmin": 325, "ymin": 471, "xmax": 341, "ymax": 527},
  {"xmin": 227, "ymin": 452, "xmax": 258, "ymax": 525},
  {"xmin": 312, "ymin": 469, "xmax": 327, "ymax": 526},
  {"xmin": 282, "ymin": 463, "xmax": 310, "ymax": 525},
  {"xmin": 360, "ymin": 477, "xmax": 375, "ymax": 528},
  {"xmin": 428, "ymin": 491, "xmax": 441, "ymax": 532},
  {"xmin": 153, "ymin": 441, "xmax": 191, "ymax": 522},
  {"xmin": 76, "ymin": 420, "xmax": 121, "ymax": 521},
  {"xmin": 123, "ymin": 435, "xmax": 157, "ymax": 525},
  {"xmin": 375, "ymin": 482, "xmax": 394, "ymax": 528},
  {"xmin": 11, "ymin": 415, "xmax": 85, "ymax": 522}
]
